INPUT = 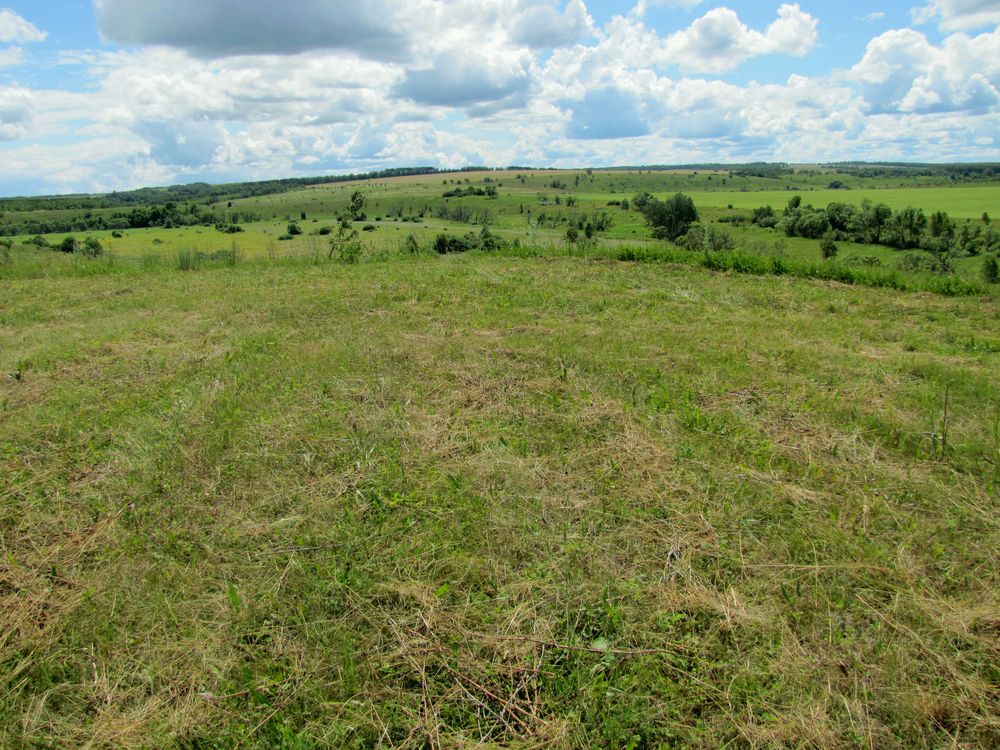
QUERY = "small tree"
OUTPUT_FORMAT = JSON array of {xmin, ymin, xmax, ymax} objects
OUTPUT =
[
  {"xmin": 59, "ymin": 236, "xmax": 78, "ymax": 253},
  {"xmin": 984, "ymin": 255, "xmax": 1000, "ymax": 285},
  {"xmin": 566, "ymin": 226, "xmax": 579, "ymax": 244},
  {"xmin": 327, "ymin": 219, "xmax": 360, "ymax": 262},
  {"xmin": 641, "ymin": 193, "xmax": 699, "ymax": 241},
  {"xmin": 820, "ymin": 232, "xmax": 838, "ymax": 260},
  {"xmin": 349, "ymin": 191, "xmax": 367, "ymax": 221},
  {"xmin": 287, "ymin": 222, "xmax": 303, "ymax": 236}
]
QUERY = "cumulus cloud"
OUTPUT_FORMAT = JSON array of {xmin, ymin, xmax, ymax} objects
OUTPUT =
[
  {"xmin": 510, "ymin": 0, "xmax": 594, "ymax": 48},
  {"xmin": 94, "ymin": 0, "xmax": 411, "ymax": 60},
  {"xmin": 662, "ymin": 4, "xmax": 819, "ymax": 72},
  {"xmin": 0, "ymin": 85, "xmax": 35, "ymax": 140},
  {"xmin": 0, "ymin": 8, "xmax": 46, "ymax": 43},
  {"xmin": 394, "ymin": 50, "xmax": 533, "ymax": 113},
  {"xmin": 849, "ymin": 26, "xmax": 1000, "ymax": 113},
  {"xmin": 914, "ymin": 0, "xmax": 1000, "ymax": 31},
  {"xmin": 0, "ymin": 8, "xmax": 46, "ymax": 68},
  {"xmin": 1, "ymin": 0, "xmax": 999, "ymax": 194}
]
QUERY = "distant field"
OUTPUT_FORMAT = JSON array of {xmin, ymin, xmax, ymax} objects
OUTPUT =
[
  {"xmin": 2, "ymin": 252, "xmax": 999, "ymax": 747},
  {"xmin": 5, "ymin": 169, "xmax": 998, "ymax": 290},
  {"xmin": 694, "ymin": 185, "xmax": 1000, "ymax": 219}
]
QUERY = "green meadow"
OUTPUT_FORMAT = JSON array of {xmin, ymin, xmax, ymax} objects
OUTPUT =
[{"xmin": 1, "ymin": 168, "xmax": 999, "ymax": 748}]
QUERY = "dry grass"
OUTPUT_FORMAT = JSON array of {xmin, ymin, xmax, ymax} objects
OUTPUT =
[{"xmin": 1, "ymin": 254, "xmax": 998, "ymax": 748}]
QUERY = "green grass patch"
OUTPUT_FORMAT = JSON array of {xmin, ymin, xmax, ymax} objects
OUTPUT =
[{"xmin": 1, "ymin": 253, "xmax": 999, "ymax": 747}]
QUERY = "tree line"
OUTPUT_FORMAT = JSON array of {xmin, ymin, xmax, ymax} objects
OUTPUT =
[
  {"xmin": 0, "ymin": 202, "xmax": 259, "ymax": 237},
  {"xmin": 751, "ymin": 196, "xmax": 998, "ymax": 257}
]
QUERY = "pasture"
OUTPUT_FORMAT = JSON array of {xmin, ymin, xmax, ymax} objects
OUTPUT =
[{"xmin": 1, "ymin": 167, "xmax": 999, "ymax": 748}]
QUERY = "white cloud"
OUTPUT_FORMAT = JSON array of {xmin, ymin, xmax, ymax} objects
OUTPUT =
[
  {"xmin": 849, "ymin": 26, "xmax": 1000, "ymax": 113},
  {"xmin": 661, "ymin": 4, "xmax": 819, "ymax": 73},
  {"xmin": 510, "ymin": 0, "xmax": 594, "ymax": 48},
  {"xmin": 1, "ymin": 0, "xmax": 999, "ymax": 194},
  {"xmin": 0, "ymin": 45, "xmax": 22, "ymax": 65},
  {"xmin": 0, "ymin": 8, "xmax": 46, "ymax": 43},
  {"xmin": 0, "ymin": 85, "xmax": 35, "ymax": 140},
  {"xmin": 914, "ymin": 0, "xmax": 1000, "ymax": 31}
]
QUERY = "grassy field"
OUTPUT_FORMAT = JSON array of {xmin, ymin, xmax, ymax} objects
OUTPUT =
[
  {"xmin": 2, "ymin": 250, "xmax": 999, "ymax": 748},
  {"xmin": 4, "ymin": 170, "xmax": 998, "ymax": 295}
]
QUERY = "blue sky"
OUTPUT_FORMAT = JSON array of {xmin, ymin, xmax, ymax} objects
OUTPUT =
[{"xmin": 1, "ymin": 1, "xmax": 998, "ymax": 195}]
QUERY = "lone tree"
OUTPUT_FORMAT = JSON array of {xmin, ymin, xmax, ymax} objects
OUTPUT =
[
  {"xmin": 349, "ymin": 191, "xmax": 367, "ymax": 221},
  {"xmin": 59, "ymin": 236, "xmax": 78, "ymax": 253},
  {"xmin": 639, "ymin": 193, "xmax": 699, "ymax": 241}
]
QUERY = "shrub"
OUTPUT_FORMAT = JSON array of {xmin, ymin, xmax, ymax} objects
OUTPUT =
[
  {"xmin": 287, "ymin": 222, "xmax": 303, "ymax": 236},
  {"xmin": 318, "ymin": 226, "xmax": 333, "ymax": 236},
  {"xmin": 984, "ymin": 255, "xmax": 1000, "ymax": 285},
  {"xmin": 59, "ymin": 236, "xmax": 78, "ymax": 254},
  {"xmin": 362, "ymin": 224, "xmax": 377, "ymax": 232},
  {"xmin": 337, "ymin": 241, "xmax": 363, "ymax": 264},
  {"xmin": 479, "ymin": 226, "xmax": 502, "ymax": 252},
  {"xmin": 80, "ymin": 237, "xmax": 104, "ymax": 258},
  {"xmin": 820, "ymin": 232, "xmax": 838, "ymax": 260},
  {"xmin": 640, "ymin": 193, "xmax": 699, "ymax": 241},
  {"xmin": 897, "ymin": 252, "xmax": 939, "ymax": 274},
  {"xmin": 403, "ymin": 233, "xmax": 421, "ymax": 254},
  {"xmin": 434, "ymin": 233, "xmax": 474, "ymax": 254},
  {"xmin": 111, "ymin": 230, "xmax": 124, "ymax": 238}
]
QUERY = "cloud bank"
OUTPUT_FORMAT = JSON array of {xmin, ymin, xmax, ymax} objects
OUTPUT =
[{"xmin": 0, "ymin": 1, "xmax": 996, "ymax": 194}]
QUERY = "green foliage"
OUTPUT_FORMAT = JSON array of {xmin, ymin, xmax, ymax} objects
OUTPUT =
[
  {"xmin": 403, "ymin": 233, "xmax": 421, "ymax": 254},
  {"xmin": 286, "ymin": 222, "xmax": 303, "ymax": 236},
  {"xmin": 59, "ymin": 236, "xmax": 78, "ymax": 253},
  {"xmin": 638, "ymin": 192, "xmax": 699, "ymax": 241},
  {"xmin": 349, "ymin": 190, "xmax": 367, "ymax": 221},
  {"xmin": 820, "ymin": 231, "xmax": 838, "ymax": 260},
  {"xmin": 79, "ymin": 236, "xmax": 104, "ymax": 258},
  {"xmin": 751, "ymin": 205, "xmax": 777, "ymax": 228},
  {"xmin": 678, "ymin": 223, "xmax": 735, "ymax": 253},
  {"xmin": 984, "ymin": 255, "xmax": 1000, "ymax": 284},
  {"xmin": 619, "ymin": 245, "xmax": 984, "ymax": 296},
  {"xmin": 328, "ymin": 219, "xmax": 361, "ymax": 263},
  {"xmin": 434, "ymin": 233, "xmax": 475, "ymax": 254}
]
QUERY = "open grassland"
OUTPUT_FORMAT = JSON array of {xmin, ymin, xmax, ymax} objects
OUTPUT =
[
  {"xmin": 6, "ymin": 170, "xmax": 1000, "ymax": 261},
  {"xmin": 1, "ymin": 252, "xmax": 999, "ymax": 748}
]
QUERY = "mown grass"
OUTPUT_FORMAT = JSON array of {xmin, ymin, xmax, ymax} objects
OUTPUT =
[{"xmin": 2, "ymin": 251, "xmax": 999, "ymax": 749}]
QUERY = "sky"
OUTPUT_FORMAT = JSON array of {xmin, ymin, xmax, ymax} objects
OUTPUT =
[{"xmin": 0, "ymin": 1, "xmax": 999, "ymax": 196}]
